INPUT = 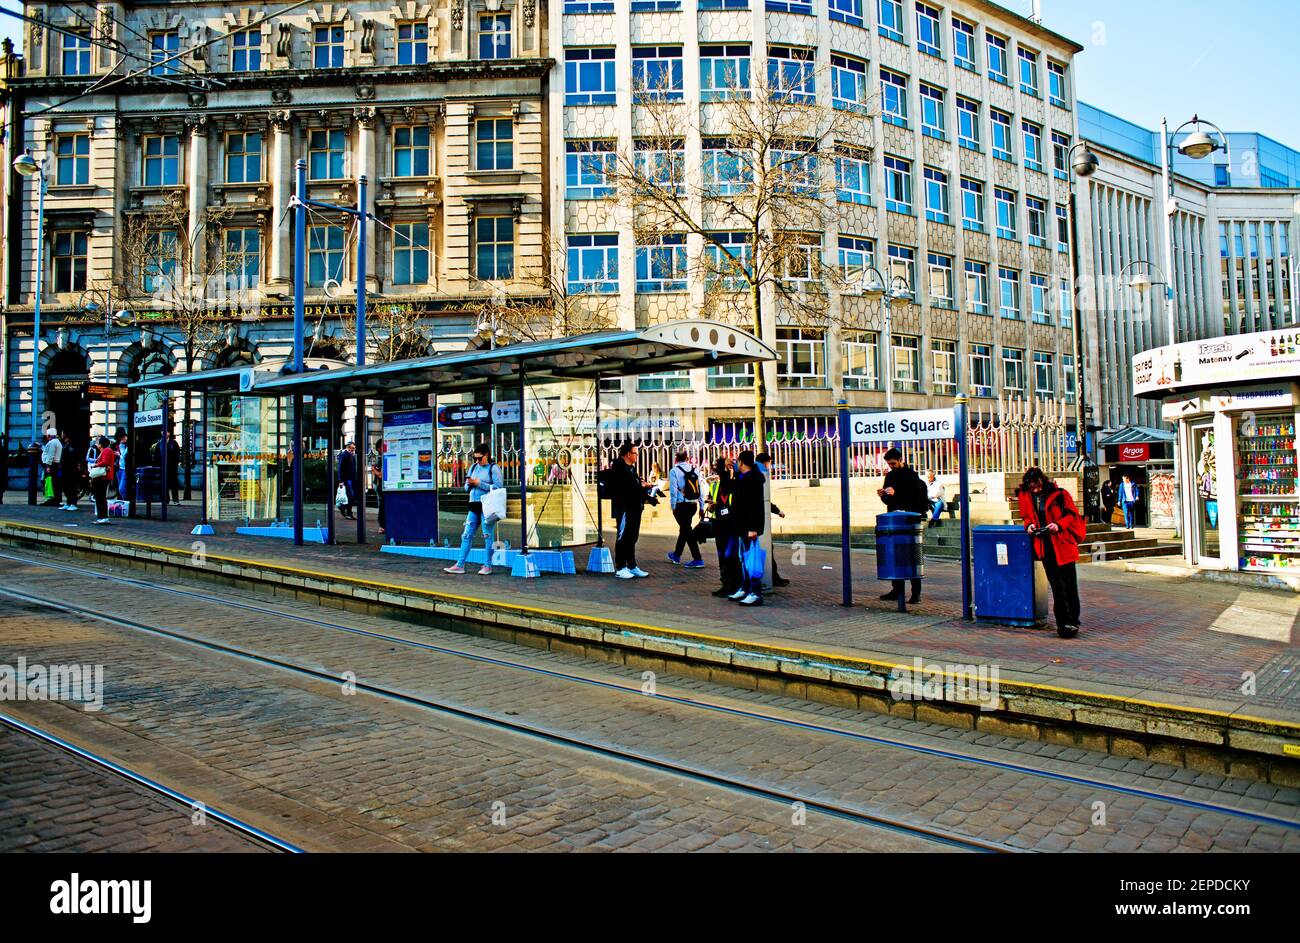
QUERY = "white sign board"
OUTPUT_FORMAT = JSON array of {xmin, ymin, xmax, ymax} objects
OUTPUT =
[
  {"xmin": 134, "ymin": 409, "xmax": 163, "ymax": 428},
  {"xmin": 492, "ymin": 400, "xmax": 521, "ymax": 425},
  {"xmin": 848, "ymin": 408, "xmax": 957, "ymax": 444},
  {"xmin": 381, "ymin": 409, "xmax": 435, "ymax": 491},
  {"xmin": 1133, "ymin": 329, "xmax": 1300, "ymax": 398}
]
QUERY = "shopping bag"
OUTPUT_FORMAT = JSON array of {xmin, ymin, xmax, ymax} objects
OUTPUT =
[
  {"xmin": 335, "ymin": 483, "xmax": 349, "ymax": 507},
  {"xmin": 481, "ymin": 486, "xmax": 508, "ymax": 526},
  {"xmin": 691, "ymin": 518, "xmax": 713, "ymax": 545},
  {"xmin": 44, "ymin": 474, "xmax": 55, "ymax": 500},
  {"xmin": 743, "ymin": 542, "xmax": 767, "ymax": 583}
]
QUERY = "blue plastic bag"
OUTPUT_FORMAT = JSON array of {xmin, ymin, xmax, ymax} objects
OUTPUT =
[{"xmin": 743, "ymin": 541, "xmax": 766, "ymax": 583}]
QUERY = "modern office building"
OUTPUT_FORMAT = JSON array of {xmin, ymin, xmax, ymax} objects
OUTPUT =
[{"xmin": 549, "ymin": 0, "xmax": 1085, "ymax": 428}]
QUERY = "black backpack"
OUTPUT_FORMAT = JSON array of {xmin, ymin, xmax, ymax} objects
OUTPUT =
[
  {"xmin": 597, "ymin": 464, "xmax": 614, "ymax": 500},
  {"xmin": 681, "ymin": 468, "xmax": 700, "ymax": 501}
]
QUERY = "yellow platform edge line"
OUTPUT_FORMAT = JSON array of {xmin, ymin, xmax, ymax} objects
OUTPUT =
[{"xmin": 3, "ymin": 518, "xmax": 1298, "ymax": 736}]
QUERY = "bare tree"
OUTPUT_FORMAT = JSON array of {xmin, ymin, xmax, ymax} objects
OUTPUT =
[{"xmin": 605, "ymin": 63, "xmax": 872, "ymax": 449}]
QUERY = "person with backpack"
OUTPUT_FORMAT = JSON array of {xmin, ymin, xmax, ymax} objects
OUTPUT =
[
  {"xmin": 603, "ymin": 441, "xmax": 651, "ymax": 579},
  {"xmin": 667, "ymin": 449, "xmax": 706, "ymax": 568},
  {"xmin": 444, "ymin": 443, "xmax": 504, "ymax": 575},
  {"xmin": 876, "ymin": 447, "xmax": 929, "ymax": 604},
  {"xmin": 1017, "ymin": 467, "xmax": 1087, "ymax": 639}
]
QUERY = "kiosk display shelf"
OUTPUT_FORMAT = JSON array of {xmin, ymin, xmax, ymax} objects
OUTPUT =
[{"xmin": 1237, "ymin": 414, "xmax": 1300, "ymax": 571}]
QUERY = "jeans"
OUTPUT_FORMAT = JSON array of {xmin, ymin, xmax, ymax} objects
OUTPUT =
[
  {"xmin": 715, "ymin": 527, "xmax": 740, "ymax": 591},
  {"xmin": 456, "ymin": 509, "xmax": 496, "ymax": 568},
  {"xmin": 1042, "ymin": 539, "xmax": 1081, "ymax": 629},
  {"xmin": 929, "ymin": 498, "xmax": 945, "ymax": 522},
  {"xmin": 672, "ymin": 503, "xmax": 701, "ymax": 561},
  {"xmin": 92, "ymin": 478, "xmax": 109, "ymax": 519},
  {"xmin": 614, "ymin": 506, "xmax": 642, "ymax": 570},
  {"xmin": 1122, "ymin": 502, "xmax": 1135, "ymax": 529}
]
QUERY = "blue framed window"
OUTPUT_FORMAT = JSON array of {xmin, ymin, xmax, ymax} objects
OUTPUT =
[
  {"xmin": 829, "ymin": 0, "xmax": 863, "ymax": 26},
  {"xmin": 887, "ymin": 244, "xmax": 915, "ymax": 292},
  {"xmin": 998, "ymin": 268, "xmax": 1021, "ymax": 320},
  {"xmin": 702, "ymin": 138, "xmax": 752, "ymax": 195},
  {"xmin": 987, "ymin": 33, "xmax": 1008, "ymax": 84},
  {"xmin": 1002, "ymin": 347, "xmax": 1025, "ymax": 393},
  {"xmin": 994, "ymin": 187, "xmax": 1016, "ymax": 240},
  {"xmin": 768, "ymin": 46, "xmax": 815, "ymax": 104},
  {"xmin": 476, "ymin": 119, "xmax": 513, "ymax": 171},
  {"xmin": 970, "ymin": 343, "xmax": 993, "ymax": 396},
  {"xmin": 224, "ymin": 132, "xmax": 262, "ymax": 183},
  {"xmin": 700, "ymin": 44, "xmax": 751, "ymax": 101},
  {"xmin": 1056, "ymin": 204, "xmax": 1070, "ymax": 252},
  {"xmin": 953, "ymin": 18, "xmax": 976, "ymax": 71},
  {"xmin": 1026, "ymin": 197, "xmax": 1047, "ymax": 247},
  {"xmin": 634, "ymin": 139, "xmax": 686, "ymax": 193},
  {"xmin": 632, "ymin": 45, "xmax": 684, "ymax": 101},
  {"xmin": 835, "ymin": 147, "xmax": 871, "ymax": 205},
  {"xmin": 699, "ymin": 0, "xmax": 748, "ymax": 8},
  {"xmin": 397, "ymin": 23, "xmax": 429, "ymax": 65},
  {"xmin": 231, "ymin": 29, "xmax": 261, "ymax": 72},
  {"xmin": 1034, "ymin": 351, "xmax": 1054, "ymax": 397},
  {"xmin": 223, "ymin": 227, "xmax": 261, "ymax": 290},
  {"xmin": 916, "ymin": 3, "xmax": 942, "ymax": 57},
  {"xmin": 1061, "ymin": 353, "xmax": 1075, "ymax": 402},
  {"xmin": 565, "ymin": 48, "xmax": 617, "ymax": 105},
  {"xmin": 1017, "ymin": 47, "xmax": 1039, "ymax": 96},
  {"xmin": 965, "ymin": 261, "xmax": 989, "ymax": 315},
  {"xmin": 838, "ymin": 235, "xmax": 875, "ymax": 284},
  {"xmin": 1216, "ymin": 164, "xmax": 1231, "ymax": 186},
  {"xmin": 313, "ymin": 26, "xmax": 345, "ymax": 68},
  {"xmin": 479, "ymin": 14, "xmax": 511, "ymax": 59},
  {"xmin": 957, "ymin": 97, "xmax": 980, "ymax": 150},
  {"xmin": 475, "ymin": 216, "xmax": 514, "ymax": 280},
  {"xmin": 842, "ymin": 331, "xmax": 879, "ymax": 391},
  {"xmin": 831, "ymin": 54, "xmax": 868, "ymax": 112},
  {"xmin": 1059, "ymin": 279, "xmax": 1073, "ymax": 328},
  {"xmin": 392, "ymin": 223, "xmax": 430, "ymax": 285},
  {"xmin": 704, "ymin": 231, "xmax": 752, "ymax": 290},
  {"xmin": 54, "ymin": 134, "xmax": 89, "ymax": 186},
  {"xmin": 1030, "ymin": 274, "xmax": 1050, "ymax": 324},
  {"xmin": 52, "ymin": 231, "xmax": 88, "ymax": 293},
  {"xmin": 1048, "ymin": 61, "xmax": 1067, "ymax": 107},
  {"xmin": 636, "ymin": 233, "xmax": 687, "ymax": 292},
  {"xmin": 924, "ymin": 167, "xmax": 949, "ymax": 224},
  {"xmin": 141, "ymin": 231, "xmax": 179, "ymax": 294},
  {"xmin": 565, "ymin": 0, "xmax": 615, "ymax": 10},
  {"xmin": 961, "ymin": 178, "xmax": 984, "ymax": 232},
  {"xmin": 991, "ymin": 110, "xmax": 1012, "ymax": 161},
  {"xmin": 393, "ymin": 126, "xmax": 431, "ymax": 176},
  {"xmin": 632, "ymin": 0, "xmax": 681, "ymax": 8},
  {"xmin": 61, "ymin": 30, "xmax": 91, "ymax": 75},
  {"xmin": 878, "ymin": 0, "xmax": 904, "ymax": 42},
  {"xmin": 1022, "ymin": 120, "xmax": 1043, "ymax": 172},
  {"xmin": 927, "ymin": 253, "xmax": 953, "ymax": 307},
  {"xmin": 150, "ymin": 31, "xmax": 180, "ymax": 76},
  {"xmin": 1052, "ymin": 131, "xmax": 1070, "ymax": 179},
  {"xmin": 143, "ymin": 134, "xmax": 181, "ymax": 186},
  {"xmin": 567, "ymin": 234, "xmax": 619, "ymax": 294},
  {"xmin": 566, "ymin": 140, "xmax": 616, "ymax": 198},
  {"xmin": 884, "ymin": 155, "xmax": 912, "ymax": 215},
  {"xmin": 767, "ymin": 0, "xmax": 812, "ymax": 13},
  {"xmin": 771, "ymin": 141, "xmax": 817, "ymax": 194},
  {"xmin": 308, "ymin": 224, "xmax": 345, "ymax": 287},
  {"xmin": 880, "ymin": 69, "xmax": 908, "ymax": 126},
  {"xmin": 308, "ymin": 129, "xmax": 347, "ymax": 180},
  {"xmin": 920, "ymin": 83, "xmax": 945, "ymax": 139},
  {"xmin": 639, "ymin": 371, "xmax": 692, "ymax": 392}
]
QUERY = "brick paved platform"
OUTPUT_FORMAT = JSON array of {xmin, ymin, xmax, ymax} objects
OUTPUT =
[{"xmin": 1, "ymin": 500, "xmax": 1297, "ymax": 778}]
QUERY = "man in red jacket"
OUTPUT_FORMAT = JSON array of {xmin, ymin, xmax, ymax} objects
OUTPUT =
[{"xmin": 1017, "ymin": 467, "xmax": 1087, "ymax": 639}]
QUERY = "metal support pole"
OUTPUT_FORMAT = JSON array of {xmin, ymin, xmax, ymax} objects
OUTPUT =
[
  {"xmin": 594, "ymin": 376, "xmax": 604, "ymax": 548},
  {"xmin": 1159, "ymin": 119, "xmax": 1178, "ymax": 347},
  {"xmin": 27, "ymin": 168, "xmax": 46, "ymax": 505},
  {"xmin": 160, "ymin": 398, "xmax": 169, "ymax": 523},
  {"xmin": 292, "ymin": 396, "xmax": 304, "ymax": 546},
  {"xmin": 518, "ymin": 359, "xmax": 528, "ymax": 556},
  {"xmin": 355, "ymin": 174, "xmax": 369, "ymax": 547},
  {"xmin": 1067, "ymin": 188, "xmax": 1091, "ymax": 514},
  {"xmin": 126, "ymin": 406, "xmax": 136, "ymax": 519},
  {"xmin": 326, "ymin": 396, "xmax": 337, "ymax": 545},
  {"xmin": 956, "ymin": 395, "xmax": 973, "ymax": 621},
  {"xmin": 191, "ymin": 392, "xmax": 214, "ymax": 536},
  {"xmin": 355, "ymin": 406, "xmax": 366, "ymax": 545},
  {"xmin": 429, "ymin": 393, "xmax": 438, "ymax": 545},
  {"xmin": 838, "ymin": 402, "xmax": 852, "ymax": 608},
  {"xmin": 883, "ymin": 298, "xmax": 893, "ymax": 412},
  {"xmin": 292, "ymin": 159, "xmax": 306, "ymax": 546}
]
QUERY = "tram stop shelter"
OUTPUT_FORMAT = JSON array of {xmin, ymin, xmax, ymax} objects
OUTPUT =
[{"xmin": 128, "ymin": 320, "xmax": 776, "ymax": 565}]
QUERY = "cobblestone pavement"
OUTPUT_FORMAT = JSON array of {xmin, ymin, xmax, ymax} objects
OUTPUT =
[
  {"xmin": 0, "ymin": 551, "xmax": 1295, "ymax": 853},
  {"xmin": 0, "ymin": 724, "xmax": 267, "ymax": 853},
  {"xmin": 1, "ymin": 502, "xmax": 1296, "ymax": 714}
]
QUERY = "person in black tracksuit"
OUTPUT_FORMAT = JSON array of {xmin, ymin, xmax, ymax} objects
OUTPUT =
[
  {"xmin": 876, "ymin": 447, "xmax": 929, "ymax": 604},
  {"xmin": 607, "ymin": 441, "xmax": 650, "ymax": 578},
  {"xmin": 708, "ymin": 457, "xmax": 741, "ymax": 597},
  {"xmin": 730, "ymin": 450, "xmax": 767, "ymax": 606}
]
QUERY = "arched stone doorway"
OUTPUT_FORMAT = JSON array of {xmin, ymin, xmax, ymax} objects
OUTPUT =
[{"xmin": 45, "ymin": 347, "xmax": 91, "ymax": 456}]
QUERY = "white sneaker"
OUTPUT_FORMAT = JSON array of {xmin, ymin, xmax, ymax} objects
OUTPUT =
[
  {"xmin": 615, "ymin": 567, "xmax": 635, "ymax": 579},
  {"xmin": 62, "ymin": 505, "xmax": 78, "ymax": 511},
  {"xmin": 443, "ymin": 564, "xmax": 466, "ymax": 574},
  {"xmin": 477, "ymin": 565, "xmax": 492, "ymax": 575},
  {"xmin": 728, "ymin": 588, "xmax": 747, "ymax": 600},
  {"xmin": 631, "ymin": 567, "xmax": 649, "ymax": 578},
  {"xmin": 93, "ymin": 518, "xmax": 110, "ymax": 525}
]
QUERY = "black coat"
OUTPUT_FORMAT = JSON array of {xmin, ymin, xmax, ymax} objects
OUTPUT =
[
  {"xmin": 338, "ymin": 450, "xmax": 357, "ymax": 482},
  {"xmin": 731, "ymin": 468, "xmax": 767, "ymax": 536},
  {"xmin": 882, "ymin": 464, "xmax": 928, "ymax": 515},
  {"xmin": 607, "ymin": 460, "xmax": 646, "ymax": 514}
]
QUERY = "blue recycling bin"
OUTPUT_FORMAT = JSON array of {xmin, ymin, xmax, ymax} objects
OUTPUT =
[
  {"xmin": 876, "ymin": 511, "xmax": 925, "ymax": 582},
  {"xmin": 973, "ymin": 525, "xmax": 1049, "ymax": 626},
  {"xmin": 135, "ymin": 466, "xmax": 161, "ymax": 503}
]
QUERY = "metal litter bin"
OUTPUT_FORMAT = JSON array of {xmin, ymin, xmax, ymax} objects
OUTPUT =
[
  {"xmin": 135, "ymin": 465, "xmax": 162, "ymax": 513},
  {"xmin": 876, "ymin": 511, "xmax": 925, "ymax": 582},
  {"xmin": 973, "ymin": 525, "xmax": 1049, "ymax": 626}
]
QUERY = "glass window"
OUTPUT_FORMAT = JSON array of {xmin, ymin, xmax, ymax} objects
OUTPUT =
[
  {"xmin": 308, "ymin": 224, "xmax": 345, "ymax": 287},
  {"xmin": 843, "ymin": 331, "xmax": 879, "ymax": 391},
  {"xmin": 931, "ymin": 339, "xmax": 957, "ymax": 394},
  {"xmin": 835, "ymin": 147, "xmax": 871, "ymax": 205},
  {"xmin": 476, "ymin": 119, "xmax": 513, "ymax": 171},
  {"xmin": 928, "ymin": 252, "xmax": 953, "ymax": 306},
  {"xmin": 891, "ymin": 334, "xmax": 921, "ymax": 393},
  {"xmin": 970, "ymin": 343, "xmax": 993, "ymax": 397},
  {"xmin": 991, "ymin": 110, "xmax": 1012, "ymax": 161},
  {"xmin": 1033, "ymin": 351, "xmax": 1054, "ymax": 397},
  {"xmin": 998, "ymin": 267, "xmax": 1021, "ymax": 319},
  {"xmin": 832, "ymin": 54, "xmax": 868, "ymax": 113},
  {"xmin": 223, "ymin": 227, "xmax": 261, "ymax": 291},
  {"xmin": 309, "ymin": 129, "xmax": 347, "ymax": 180},
  {"xmin": 839, "ymin": 235, "xmax": 875, "ymax": 285},
  {"xmin": 704, "ymin": 231, "xmax": 752, "ymax": 290},
  {"xmin": 397, "ymin": 22, "xmax": 429, "ymax": 65},
  {"xmin": 920, "ymin": 83, "xmax": 945, "ymax": 139},
  {"xmin": 916, "ymin": 3, "xmax": 942, "ymax": 56},
  {"xmin": 994, "ymin": 187, "xmax": 1017, "ymax": 240},
  {"xmin": 1061, "ymin": 353, "xmax": 1076, "ymax": 403},
  {"xmin": 225, "ymin": 132, "xmax": 262, "ymax": 183},
  {"xmin": 393, "ymin": 126, "xmax": 431, "ymax": 177},
  {"xmin": 699, "ymin": 0, "xmax": 749, "ymax": 7},
  {"xmin": 54, "ymin": 134, "xmax": 90, "ymax": 186},
  {"xmin": 141, "ymin": 230, "xmax": 179, "ymax": 294},
  {"xmin": 638, "ymin": 371, "xmax": 692, "ymax": 392},
  {"xmin": 636, "ymin": 233, "xmax": 687, "ymax": 292},
  {"xmin": 987, "ymin": 34, "xmax": 1008, "ymax": 83},
  {"xmin": 632, "ymin": 0, "xmax": 681, "ymax": 9},
  {"xmin": 965, "ymin": 261, "xmax": 989, "ymax": 314},
  {"xmin": 1022, "ymin": 121, "xmax": 1043, "ymax": 172},
  {"xmin": 1002, "ymin": 347, "xmax": 1025, "ymax": 394},
  {"xmin": 888, "ymin": 244, "xmax": 916, "ymax": 291},
  {"xmin": 952, "ymin": 18, "xmax": 976, "ymax": 71},
  {"xmin": 313, "ymin": 25, "xmax": 345, "ymax": 68},
  {"xmin": 143, "ymin": 135, "xmax": 181, "ymax": 186},
  {"xmin": 702, "ymin": 138, "xmax": 753, "ymax": 195},
  {"xmin": 150, "ymin": 31, "xmax": 180, "ymax": 76},
  {"xmin": 564, "ymin": 48, "xmax": 617, "ymax": 105},
  {"xmin": 1052, "ymin": 131, "xmax": 1070, "ymax": 179},
  {"xmin": 770, "ymin": 141, "xmax": 817, "ymax": 194},
  {"xmin": 634, "ymin": 138, "xmax": 686, "ymax": 193},
  {"xmin": 479, "ymin": 14, "xmax": 511, "ymax": 60},
  {"xmin": 1018, "ymin": 47, "xmax": 1039, "ymax": 96},
  {"xmin": 61, "ymin": 30, "xmax": 92, "ymax": 75},
  {"xmin": 701, "ymin": 44, "xmax": 751, "ymax": 101},
  {"xmin": 780, "ymin": 234, "xmax": 821, "ymax": 283},
  {"xmin": 1026, "ymin": 196, "xmax": 1047, "ymax": 247},
  {"xmin": 877, "ymin": 0, "xmax": 904, "ymax": 42},
  {"xmin": 880, "ymin": 69, "xmax": 908, "ymax": 125},
  {"xmin": 392, "ymin": 222, "xmax": 430, "ymax": 285},
  {"xmin": 1059, "ymin": 277, "xmax": 1073, "ymax": 327},
  {"xmin": 766, "ymin": 0, "xmax": 812, "ymax": 13},
  {"xmin": 828, "ymin": 0, "xmax": 863, "ymax": 27},
  {"xmin": 768, "ymin": 46, "xmax": 815, "ymax": 104},
  {"xmin": 232, "ymin": 29, "xmax": 261, "ymax": 72},
  {"xmin": 884, "ymin": 155, "xmax": 912, "ymax": 214},
  {"xmin": 960, "ymin": 178, "xmax": 984, "ymax": 232},
  {"xmin": 632, "ymin": 45, "xmax": 683, "ymax": 102},
  {"xmin": 776, "ymin": 327, "xmax": 826, "ymax": 389},
  {"xmin": 475, "ymin": 216, "xmax": 514, "ymax": 280},
  {"xmin": 52, "ymin": 230, "xmax": 89, "ymax": 292},
  {"xmin": 566, "ymin": 140, "xmax": 616, "ymax": 199},
  {"xmin": 1030, "ymin": 273, "xmax": 1049, "ymax": 323},
  {"xmin": 707, "ymin": 362, "xmax": 754, "ymax": 389},
  {"xmin": 924, "ymin": 167, "xmax": 949, "ymax": 224},
  {"xmin": 957, "ymin": 97, "xmax": 980, "ymax": 150},
  {"xmin": 567, "ymin": 234, "xmax": 619, "ymax": 293},
  {"xmin": 1047, "ymin": 61, "xmax": 1066, "ymax": 106}
]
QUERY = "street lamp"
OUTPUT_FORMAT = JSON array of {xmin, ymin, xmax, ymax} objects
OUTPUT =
[
  {"xmin": 861, "ymin": 266, "xmax": 913, "ymax": 411},
  {"xmin": 1064, "ymin": 143, "xmax": 1099, "ymax": 491},
  {"xmin": 14, "ymin": 150, "xmax": 47, "ymax": 504}
]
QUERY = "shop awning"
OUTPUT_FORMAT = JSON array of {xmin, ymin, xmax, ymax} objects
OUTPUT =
[{"xmin": 1098, "ymin": 425, "xmax": 1176, "ymax": 448}]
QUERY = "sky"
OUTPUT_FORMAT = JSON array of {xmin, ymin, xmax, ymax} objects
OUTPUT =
[{"xmin": 1, "ymin": 0, "xmax": 1297, "ymax": 145}]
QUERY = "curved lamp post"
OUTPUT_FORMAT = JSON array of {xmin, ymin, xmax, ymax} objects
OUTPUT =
[
  {"xmin": 14, "ymin": 151, "xmax": 47, "ymax": 504},
  {"xmin": 1065, "ymin": 142, "xmax": 1099, "ymax": 485},
  {"xmin": 860, "ymin": 266, "xmax": 914, "ymax": 412}
]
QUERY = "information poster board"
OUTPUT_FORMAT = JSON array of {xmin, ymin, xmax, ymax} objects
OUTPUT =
[{"xmin": 382, "ymin": 408, "xmax": 435, "ymax": 492}]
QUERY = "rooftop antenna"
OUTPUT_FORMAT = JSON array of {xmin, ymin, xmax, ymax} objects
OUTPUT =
[{"xmin": 1029, "ymin": 0, "xmax": 1043, "ymax": 23}]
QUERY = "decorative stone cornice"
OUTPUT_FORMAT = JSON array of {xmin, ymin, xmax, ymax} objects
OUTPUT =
[
  {"xmin": 353, "ymin": 105, "xmax": 376, "ymax": 127},
  {"xmin": 270, "ymin": 109, "xmax": 293, "ymax": 130}
]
